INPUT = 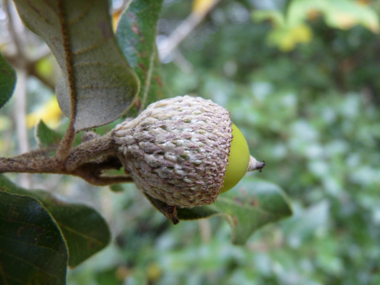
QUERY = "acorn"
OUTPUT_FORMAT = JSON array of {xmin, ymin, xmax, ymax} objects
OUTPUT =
[{"xmin": 112, "ymin": 95, "xmax": 265, "ymax": 223}]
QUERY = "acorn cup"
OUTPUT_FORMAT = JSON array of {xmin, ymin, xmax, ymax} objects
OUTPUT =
[{"xmin": 112, "ymin": 96, "xmax": 265, "ymax": 224}]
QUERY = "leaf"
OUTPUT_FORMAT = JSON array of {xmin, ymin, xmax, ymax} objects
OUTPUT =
[
  {"xmin": 267, "ymin": 24, "xmax": 313, "ymax": 52},
  {"xmin": 252, "ymin": 10, "xmax": 285, "ymax": 27},
  {"xmin": 0, "ymin": 52, "xmax": 16, "ymax": 109},
  {"xmin": 0, "ymin": 191, "xmax": 68, "ymax": 285},
  {"xmin": 177, "ymin": 178, "xmax": 293, "ymax": 245},
  {"xmin": 116, "ymin": 0, "xmax": 164, "ymax": 116},
  {"xmin": 0, "ymin": 175, "xmax": 111, "ymax": 268},
  {"xmin": 253, "ymin": 0, "xmax": 379, "ymax": 51},
  {"xmin": 282, "ymin": 0, "xmax": 293, "ymax": 20},
  {"xmin": 287, "ymin": 0, "xmax": 380, "ymax": 32},
  {"xmin": 322, "ymin": 0, "xmax": 380, "ymax": 32},
  {"xmin": 150, "ymin": 52, "xmax": 165, "ymax": 103},
  {"xmin": 35, "ymin": 119, "xmax": 63, "ymax": 149},
  {"xmin": 109, "ymin": 184, "xmax": 124, "ymax": 192},
  {"xmin": 34, "ymin": 191, "xmax": 111, "ymax": 268},
  {"xmin": 13, "ymin": 0, "xmax": 140, "ymax": 131}
]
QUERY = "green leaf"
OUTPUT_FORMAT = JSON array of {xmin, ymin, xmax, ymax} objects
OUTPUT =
[
  {"xmin": 35, "ymin": 119, "xmax": 63, "ymax": 149},
  {"xmin": 282, "ymin": 0, "xmax": 293, "ymax": 21},
  {"xmin": 0, "ymin": 52, "xmax": 16, "ymax": 109},
  {"xmin": 0, "ymin": 191, "xmax": 68, "ymax": 285},
  {"xmin": 116, "ymin": 0, "xmax": 164, "ymax": 116},
  {"xmin": 109, "ymin": 184, "xmax": 124, "ymax": 192},
  {"xmin": 0, "ymin": 175, "xmax": 111, "ymax": 268},
  {"xmin": 13, "ymin": 0, "xmax": 140, "ymax": 131},
  {"xmin": 33, "ymin": 191, "xmax": 111, "ymax": 268},
  {"xmin": 177, "ymin": 178, "xmax": 293, "ymax": 245},
  {"xmin": 95, "ymin": 268, "xmax": 121, "ymax": 285}
]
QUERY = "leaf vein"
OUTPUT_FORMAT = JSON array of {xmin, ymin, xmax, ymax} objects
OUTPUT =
[
  {"xmin": 78, "ymin": 84, "xmax": 126, "ymax": 90},
  {"xmin": 68, "ymin": 2, "xmax": 92, "ymax": 26},
  {"xmin": 0, "ymin": 248, "xmax": 61, "ymax": 279},
  {"xmin": 0, "ymin": 234, "xmax": 64, "ymax": 256},
  {"xmin": 73, "ymin": 62, "xmax": 127, "ymax": 68},
  {"xmin": 72, "ymin": 38, "xmax": 108, "ymax": 56},
  {"xmin": 57, "ymin": 223, "xmax": 104, "ymax": 246},
  {"xmin": 0, "ymin": 270, "xmax": 28, "ymax": 285},
  {"xmin": 140, "ymin": 47, "xmax": 156, "ymax": 111},
  {"xmin": 216, "ymin": 197, "xmax": 276, "ymax": 216}
]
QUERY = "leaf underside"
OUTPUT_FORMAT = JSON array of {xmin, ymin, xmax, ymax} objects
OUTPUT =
[
  {"xmin": 177, "ymin": 178, "xmax": 293, "ymax": 245},
  {"xmin": 0, "ymin": 175, "xmax": 111, "ymax": 268},
  {"xmin": 0, "ymin": 52, "xmax": 16, "ymax": 109},
  {"xmin": 13, "ymin": 0, "xmax": 140, "ymax": 131},
  {"xmin": 116, "ymin": 0, "xmax": 165, "ymax": 116}
]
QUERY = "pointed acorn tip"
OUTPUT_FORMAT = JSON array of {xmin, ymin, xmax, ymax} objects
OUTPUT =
[{"xmin": 247, "ymin": 156, "xmax": 266, "ymax": 172}]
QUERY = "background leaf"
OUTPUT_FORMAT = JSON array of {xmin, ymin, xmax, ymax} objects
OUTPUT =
[
  {"xmin": 0, "ymin": 191, "xmax": 67, "ymax": 285},
  {"xmin": 0, "ymin": 52, "xmax": 16, "ymax": 109},
  {"xmin": 282, "ymin": 0, "xmax": 293, "ymax": 20},
  {"xmin": 0, "ymin": 175, "xmax": 111, "ymax": 268},
  {"xmin": 252, "ymin": 0, "xmax": 379, "ymax": 51},
  {"xmin": 13, "ymin": 0, "xmax": 140, "ymax": 131},
  {"xmin": 35, "ymin": 119, "xmax": 63, "ymax": 149},
  {"xmin": 116, "ymin": 0, "xmax": 164, "ymax": 116},
  {"xmin": 178, "ymin": 178, "xmax": 293, "ymax": 245}
]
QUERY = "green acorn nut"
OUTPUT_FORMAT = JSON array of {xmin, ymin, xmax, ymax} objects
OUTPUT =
[
  {"xmin": 219, "ymin": 123, "xmax": 250, "ymax": 193},
  {"xmin": 112, "ymin": 96, "xmax": 265, "ymax": 223}
]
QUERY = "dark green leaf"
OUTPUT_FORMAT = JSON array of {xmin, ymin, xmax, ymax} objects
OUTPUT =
[
  {"xmin": 13, "ymin": 0, "xmax": 140, "ymax": 131},
  {"xmin": 0, "ymin": 175, "xmax": 111, "ymax": 268},
  {"xmin": 0, "ymin": 191, "xmax": 67, "ymax": 285},
  {"xmin": 35, "ymin": 119, "xmax": 63, "ymax": 149},
  {"xmin": 177, "ymin": 178, "xmax": 293, "ymax": 245},
  {"xmin": 33, "ymin": 191, "xmax": 111, "ymax": 268},
  {"xmin": 0, "ymin": 52, "xmax": 16, "ymax": 109},
  {"xmin": 95, "ymin": 268, "xmax": 120, "ymax": 285},
  {"xmin": 116, "ymin": 0, "xmax": 164, "ymax": 116}
]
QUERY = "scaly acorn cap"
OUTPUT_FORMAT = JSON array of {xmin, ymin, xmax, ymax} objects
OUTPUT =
[{"xmin": 112, "ymin": 95, "xmax": 265, "ymax": 223}]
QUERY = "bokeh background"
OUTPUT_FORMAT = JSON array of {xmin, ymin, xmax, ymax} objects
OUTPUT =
[{"xmin": 1, "ymin": 0, "xmax": 380, "ymax": 284}]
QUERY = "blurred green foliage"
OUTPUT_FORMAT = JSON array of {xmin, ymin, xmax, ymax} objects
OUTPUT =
[
  {"xmin": 2, "ymin": 0, "xmax": 380, "ymax": 284},
  {"xmin": 153, "ymin": 1, "xmax": 380, "ymax": 283}
]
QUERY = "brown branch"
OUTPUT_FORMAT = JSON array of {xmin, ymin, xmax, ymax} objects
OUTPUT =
[
  {"xmin": 0, "ymin": 153, "xmax": 62, "ymax": 174},
  {"xmin": 0, "ymin": 129, "xmax": 121, "ymax": 186},
  {"xmin": 0, "ymin": 147, "xmax": 133, "ymax": 186},
  {"xmin": 64, "ymin": 132, "xmax": 116, "ymax": 171}
]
